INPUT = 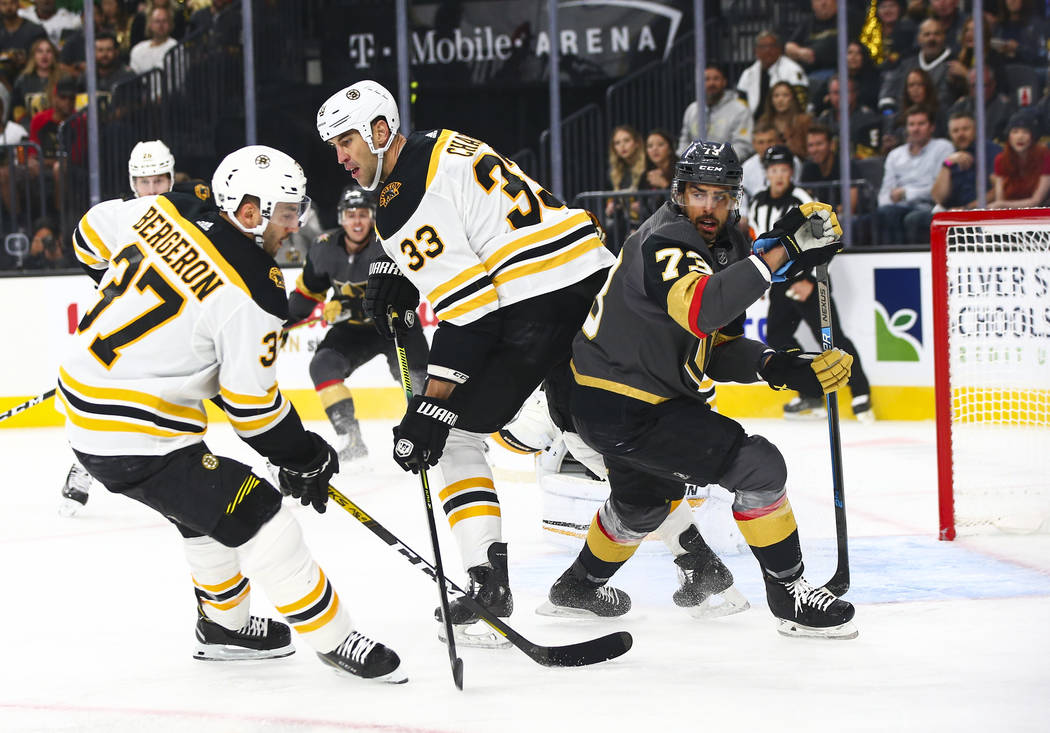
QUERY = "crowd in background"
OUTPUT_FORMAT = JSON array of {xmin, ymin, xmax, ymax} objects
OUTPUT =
[{"xmin": 604, "ymin": 0, "xmax": 1050, "ymax": 246}]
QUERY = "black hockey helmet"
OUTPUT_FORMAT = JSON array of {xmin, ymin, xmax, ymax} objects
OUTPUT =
[
  {"xmin": 672, "ymin": 140, "xmax": 743, "ymax": 208},
  {"xmin": 337, "ymin": 186, "xmax": 374, "ymax": 217},
  {"xmin": 762, "ymin": 144, "xmax": 795, "ymax": 169}
]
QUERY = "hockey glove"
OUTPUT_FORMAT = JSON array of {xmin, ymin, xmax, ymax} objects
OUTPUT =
[
  {"xmin": 323, "ymin": 283, "xmax": 368, "ymax": 325},
  {"xmin": 364, "ymin": 256, "xmax": 419, "ymax": 340},
  {"xmin": 759, "ymin": 348, "xmax": 853, "ymax": 396},
  {"xmin": 754, "ymin": 202, "xmax": 843, "ymax": 281},
  {"xmin": 277, "ymin": 432, "xmax": 339, "ymax": 513},
  {"xmin": 391, "ymin": 395, "xmax": 458, "ymax": 473}
]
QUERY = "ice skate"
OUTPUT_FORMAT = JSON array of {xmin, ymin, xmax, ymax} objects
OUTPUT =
[
  {"xmin": 852, "ymin": 394, "xmax": 876, "ymax": 424},
  {"xmin": 536, "ymin": 568, "xmax": 631, "ymax": 618},
  {"xmin": 193, "ymin": 608, "xmax": 296, "ymax": 661},
  {"xmin": 335, "ymin": 421, "xmax": 369, "ymax": 463},
  {"xmin": 435, "ymin": 542, "xmax": 512, "ymax": 649},
  {"xmin": 673, "ymin": 548, "xmax": 749, "ymax": 619},
  {"xmin": 59, "ymin": 463, "xmax": 93, "ymax": 517},
  {"xmin": 782, "ymin": 395, "xmax": 826, "ymax": 420},
  {"xmin": 317, "ymin": 630, "xmax": 406, "ymax": 683},
  {"xmin": 765, "ymin": 575, "xmax": 857, "ymax": 640}
]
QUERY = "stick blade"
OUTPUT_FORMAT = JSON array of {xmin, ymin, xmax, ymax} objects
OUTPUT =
[
  {"xmin": 533, "ymin": 631, "xmax": 633, "ymax": 667},
  {"xmin": 452, "ymin": 657, "xmax": 464, "ymax": 690}
]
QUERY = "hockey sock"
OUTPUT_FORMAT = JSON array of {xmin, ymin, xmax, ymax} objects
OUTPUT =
[
  {"xmin": 572, "ymin": 499, "xmax": 657, "ymax": 583},
  {"xmin": 733, "ymin": 494, "xmax": 803, "ymax": 580},
  {"xmin": 184, "ymin": 535, "xmax": 251, "ymax": 630},
  {"xmin": 652, "ymin": 499, "xmax": 697, "ymax": 557},
  {"xmin": 438, "ymin": 429, "xmax": 502, "ymax": 570},
  {"xmin": 239, "ymin": 505, "xmax": 351, "ymax": 653},
  {"xmin": 318, "ymin": 385, "xmax": 356, "ymax": 435}
]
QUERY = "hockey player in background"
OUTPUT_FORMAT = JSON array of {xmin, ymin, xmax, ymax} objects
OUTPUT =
[
  {"xmin": 543, "ymin": 140, "xmax": 859, "ymax": 639},
  {"xmin": 59, "ymin": 139, "xmax": 210, "ymax": 516},
  {"xmin": 287, "ymin": 185, "xmax": 428, "ymax": 462},
  {"xmin": 316, "ymin": 80, "xmax": 615, "ymax": 646},
  {"xmin": 57, "ymin": 145, "xmax": 405, "ymax": 681}
]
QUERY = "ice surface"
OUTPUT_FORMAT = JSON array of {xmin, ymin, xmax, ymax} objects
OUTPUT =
[{"xmin": 1, "ymin": 418, "xmax": 1047, "ymax": 732}]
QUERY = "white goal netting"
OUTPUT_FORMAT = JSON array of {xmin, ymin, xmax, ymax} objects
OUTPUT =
[{"xmin": 943, "ymin": 222, "xmax": 1050, "ymax": 533}]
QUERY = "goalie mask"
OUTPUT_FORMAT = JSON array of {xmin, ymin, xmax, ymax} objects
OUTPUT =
[
  {"xmin": 672, "ymin": 140, "xmax": 743, "ymax": 213},
  {"xmin": 212, "ymin": 145, "xmax": 311, "ymax": 238},
  {"xmin": 316, "ymin": 80, "xmax": 400, "ymax": 192},
  {"xmin": 128, "ymin": 140, "xmax": 175, "ymax": 195}
]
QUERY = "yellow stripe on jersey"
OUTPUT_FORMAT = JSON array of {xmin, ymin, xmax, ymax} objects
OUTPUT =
[
  {"xmin": 59, "ymin": 367, "xmax": 207, "ymax": 424},
  {"xmin": 426, "ymin": 130, "xmax": 455, "ymax": 190},
  {"xmin": 71, "ymin": 235, "xmax": 104, "ymax": 267},
  {"xmin": 155, "ymin": 196, "xmax": 250, "ymax": 297},
  {"xmin": 435, "ymin": 288, "xmax": 498, "ymax": 322},
  {"xmin": 294, "ymin": 273, "xmax": 327, "ymax": 302},
  {"xmin": 57, "ymin": 391, "xmax": 205, "ymax": 438},
  {"xmin": 482, "ymin": 211, "xmax": 591, "ymax": 272},
  {"xmin": 570, "ymin": 360, "xmax": 669, "ymax": 405},
  {"xmin": 79, "ymin": 214, "xmax": 113, "ymax": 261},
  {"xmin": 226, "ymin": 402, "xmax": 289, "ymax": 433},
  {"xmin": 427, "ymin": 262, "xmax": 489, "ymax": 305},
  {"xmin": 219, "ymin": 383, "xmax": 280, "ymax": 407},
  {"xmin": 666, "ymin": 270, "xmax": 703, "ymax": 334},
  {"xmin": 490, "ymin": 235, "xmax": 605, "ymax": 288}
]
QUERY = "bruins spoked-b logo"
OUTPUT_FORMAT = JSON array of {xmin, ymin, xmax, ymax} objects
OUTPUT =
[
  {"xmin": 255, "ymin": 154, "xmax": 270, "ymax": 168},
  {"xmin": 202, "ymin": 453, "xmax": 219, "ymax": 470},
  {"xmin": 394, "ymin": 438, "xmax": 414, "ymax": 458}
]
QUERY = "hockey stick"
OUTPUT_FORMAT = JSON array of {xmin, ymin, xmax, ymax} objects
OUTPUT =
[
  {"xmin": 281, "ymin": 315, "xmax": 323, "ymax": 333},
  {"xmin": 388, "ymin": 307, "xmax": 464, "ymax": 691},
  {"xmin": 0, "ymin": 388, "xmax": 56, "ymax": 423},
  {"xmin": 814, "ymin": 263, "xmax": 850, "ymax": 596},
  {"xmin": 326, "ymin": 485, "xmax": 633, "ymax": 667}
]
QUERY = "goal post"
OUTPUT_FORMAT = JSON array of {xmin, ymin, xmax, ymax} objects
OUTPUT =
[{"xmin": 931, "ymin": 208, "xmax": 1050, "ymax": 540}]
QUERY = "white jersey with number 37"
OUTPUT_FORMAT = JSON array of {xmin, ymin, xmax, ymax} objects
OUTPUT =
[{"xmin": 374, "ymin": 129, "xmax": 614, "ymax": 326}]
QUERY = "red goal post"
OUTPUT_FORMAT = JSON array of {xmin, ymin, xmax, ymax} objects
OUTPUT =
[{"xmin": 931, "ymin": 208, "xmax": 1050, "ymax": 540}]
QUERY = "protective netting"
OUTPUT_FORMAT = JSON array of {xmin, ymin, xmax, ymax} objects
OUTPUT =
[{"xmin": 945, "ymin": 223, "xmax": 1050, "ymax": 532}]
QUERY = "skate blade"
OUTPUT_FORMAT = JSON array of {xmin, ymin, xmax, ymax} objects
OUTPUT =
[
  {"xmin": 783, "ymin": 410, "xmax": 826, "ymax": 421},
  {"xmin": 775, "ymin": 618, "xmax": 858, "ymax": 640},
  {"xmin": 437, "ymin": 619, "xmax": 512, "ymax": 649},
  {"xmin": 58, "ymin": 498, "xmax": 84, "ymax": 517},
  {"xmin": 534, "ymin": 601, "xmax": 627, "ymax": 619},
  {"xmin": 193, "ymin": 642, "xmax": 296, "ymax": 661},
  {"xmin": 684, "ymin": 586, "xmax": 751, "ymax": 619},
  {"xmin": 323, "ymin": 663, "xmax": 408, "ymax": 684}
]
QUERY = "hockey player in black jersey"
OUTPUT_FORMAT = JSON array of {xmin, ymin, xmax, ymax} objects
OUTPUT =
[
  {"xmin": 317, "ymin": 80, "xmax": 614, "ymax": 647},
  {"xmin": 60, "ymin": 145, "xmax": 404, "ymax": 681},
  {"xmin": 287, "ymin": 185, "xmax": 428, "ymax": 462},
  {"xmin": 751, "ymin": 145, "xmax": 874, "ymax": 422},
  {"xmin": 544, "ymin": 140, "xmax": 859, "ymax": 639}
]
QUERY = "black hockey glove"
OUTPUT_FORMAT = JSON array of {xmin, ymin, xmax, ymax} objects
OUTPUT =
[
  {"xmin": 759, "ymin": 348, "xmax": 854, "ymax": 396},
  {"xmin": 391, "ymin": 395, "xmax": 458, "ymax": 473},
  {"xmin": 277, "ymin": 432, "xmax": 339, "ymax": 513},
  {"xmin": 364, "ymin": 256, "xmax": 419, "ymax": 340},
  {"xmin": 753, "ymin": 202, "xmax": 843, "ymax": 281}
]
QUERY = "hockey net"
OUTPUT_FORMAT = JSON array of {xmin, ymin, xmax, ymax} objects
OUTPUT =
[{"xmin": 931, "ymin": 209, "xmax": 1050, "ymax": 539}]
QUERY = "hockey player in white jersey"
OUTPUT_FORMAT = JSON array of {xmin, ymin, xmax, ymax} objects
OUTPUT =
[
  {"xmin": 58, "ymin": 145, "xmax": 404, "ymax": 682},
  {"xmin": 60, "ymin": 140, "xmax": 186, "ymax": 516},
  {"xmin": 317, "ymin": 80, "xmax": 615, "ymax": 646}
]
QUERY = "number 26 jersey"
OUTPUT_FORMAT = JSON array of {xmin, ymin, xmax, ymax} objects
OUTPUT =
[{"xmin": 373, "ymin": 129, "xmax": 614, "ymax": 326}]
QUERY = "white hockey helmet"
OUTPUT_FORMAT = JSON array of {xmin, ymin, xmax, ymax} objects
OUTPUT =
[
  {"xmin": 315, "ymin": 80, "xmax": 400, "ymax": 191},
  {"xmin": 211, "ymin": 145, "xmax": 311, "ymax": 237},
  {"xmin": 128, "ymin": 140, "xmax": 175, "ymax": 194}
]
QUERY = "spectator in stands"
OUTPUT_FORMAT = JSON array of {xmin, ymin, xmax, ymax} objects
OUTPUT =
[
  {"xmin": 993, "ymin": 0, "xmax": 1047, "ymax": 65},
  {"xmin": 635, "ymin": 128, "xmax": 675, "ymax": 221},
  {"xmin": 815, "ymin": 76, "xmax": 882, "ymax": 159},
  {"xmin": 877, "ymin": 106, "xmax": 954, "ymax": 244},
  {"xmin": 57, "ymin": 3, "xmax": 100, "ymax": 76},
  {"xmin": 784, "ymin": 0, "xmax": 861, "ymax": 81},
  {"xmin": 11, "ymin": 37, "xmax": 59, "ymax": 125},
  {"xmin": 989, "ymin": 111, "xmax": 1050, "ymax": 208},
  {"xmin": 17, "ymin": 0, "xmax": 80, "ymax": 48},
  {"xmin": 129, "ymin": 5, "xmax": 177, "ymax": 74},
  {"xmin": 129, "ymin": 0, "xmax": 185, "ymax": 49},
  {"xmin": 846, "ymin": 41, "xmax": 880, "ymax": 111},
  {"xmin": 676, "ymin": 63, "xmax": 752, "ymax": 160},
  {"xmin": 0, "ymin": 0, "xmax": 46, "ymax": 68},
  {"xmin": 21, "ymin": 217, "xmax": 71, "ymax": 270},
  {"xmin": 28, "ymin": 74, "xmax": 79, "ymax": 200},
  {"xmin": 955, "ymin": 18, "xmax": 1006, "ymax": 90},
  {"xmin": 188, "ymin": 0, "xmax": 240, "ymax": 48},
  {"xmin": 757, "ymin": 80, "xmax": 811, "ymax": 159},
  {"xmin": 883, "ymin": 68, "xmax": 945, "ymax": 154},
  {"xmin": 736, "ymin": 30, "xmax": 808, "ymax": 122},
  {"xmin": 80, "ymin": 31, "xmax": 135, "ymax": 102},
  {"xmin": 875, "ymin": 0, "xmax": 918, "ymax": 71},
  {"xmin": 929, "ymin": 0, "xmax": 965, "ymax": 55},
  {"xmin": 800, "ymin": 123, "xmax": 860, "ymax": 213},
  {"xmin": 947, "ymin": 65, "xmax": 1016, "ymax": 143},
  {"xmin": 99, "ymin": 0, "xmax": 132, "ymax": 54},
  {"xmin": 0, "ymin": 92, "xmax": 29, "ymax": 216},
  {"xmin": 929, "ymin": 110, "xmax": 1001, "ymax": 211},
  {"xmin": 605, "ymin": 124, "xmax": 645, "ymax": 239},
  {"xmin": 879, "ymin": 19, "xmax": 968, "ymax": 115}
]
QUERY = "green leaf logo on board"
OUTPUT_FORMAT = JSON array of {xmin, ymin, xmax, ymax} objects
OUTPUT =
[{"xmin": 874, "ymin": 268, "xmax": 922, "ymax": 361}]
